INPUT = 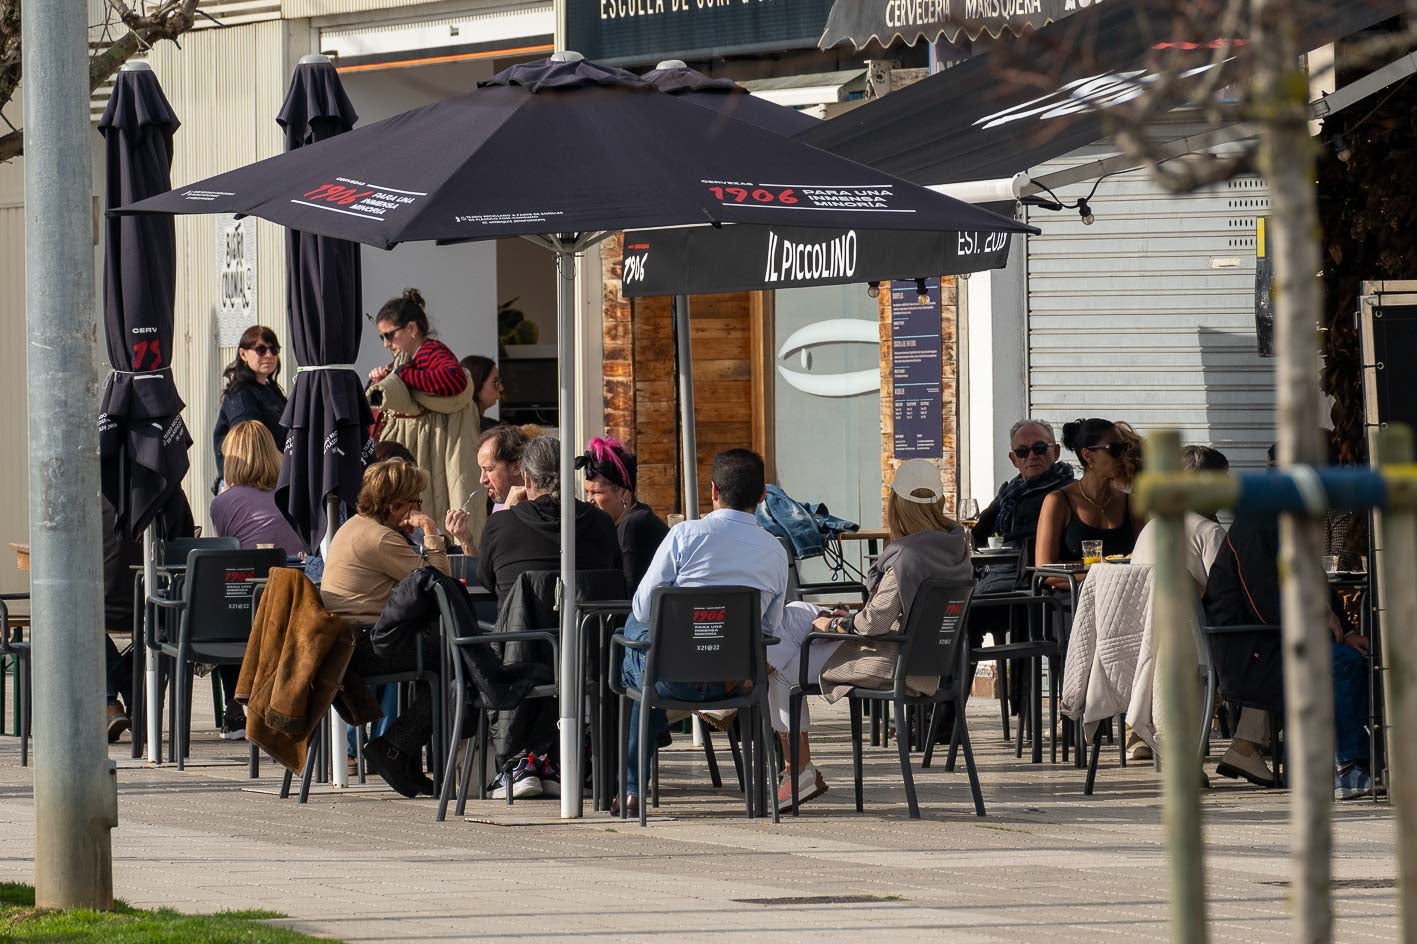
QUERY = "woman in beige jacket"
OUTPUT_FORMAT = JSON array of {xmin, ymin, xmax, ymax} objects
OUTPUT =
[{"xmin": 367, "ymin": 289, "xmax": 486, "ymax": 546}]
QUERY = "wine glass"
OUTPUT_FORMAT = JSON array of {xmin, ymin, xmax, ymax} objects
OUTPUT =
[{"xmin": 958, "ymin": 498, "xmax": 980, "ymax": 533}]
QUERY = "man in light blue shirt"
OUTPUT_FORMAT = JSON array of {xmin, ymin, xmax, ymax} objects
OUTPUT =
[{"xmin": 618, "ymin": 449, "xmax": 788, "ymax": 812}]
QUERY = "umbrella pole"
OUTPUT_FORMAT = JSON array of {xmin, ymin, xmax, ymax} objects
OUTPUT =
[
  {"xmin": 556, "ymin": 246, "xmax": 581, "ymax": 819},
  {"xmin": 144, "ymin": 525, "xmax": 160, "ymax": 764},
  {"xmin": 674, "ymin": 295, "xmax": 700, "ymax": 520},
  {"xmin": 322, "ymin": 496, "xmax": 349, "ymax": 788}
]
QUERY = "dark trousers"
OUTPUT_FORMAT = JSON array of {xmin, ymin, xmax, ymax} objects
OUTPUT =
[
  {"xmin": 349, "ymin": 631, "xmax": 434, "ymax": 756},
  {"xmin": 104, "ymin": 634, "xmax": 132, "ymax": 707}
]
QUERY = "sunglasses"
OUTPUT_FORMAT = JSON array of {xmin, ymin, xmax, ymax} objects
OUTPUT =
[
  {"xmin": 1012, "ymin": 442, "xmax": 1054, "ymax": 459},
  {"xmin": 246, "ymin": 343, "xmax": 279, "ymax": 356},
  {"xmin": 1083, "ymin": 442, "xmax": 1130, "ymax": 458},
  {"xmin": 379, "ymin": 325, "xmax": 404, "ymax": 343}
]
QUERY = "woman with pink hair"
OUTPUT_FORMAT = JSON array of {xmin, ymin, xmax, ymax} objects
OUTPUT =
[{"xmin": 577, "ymin": 436, "xmax": 669, "ymax": 593}]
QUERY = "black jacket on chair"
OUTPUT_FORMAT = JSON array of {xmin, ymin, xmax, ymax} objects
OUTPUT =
[{"xmin": 490, "ymin": 567, "xmax": 628, "ymax": 768}]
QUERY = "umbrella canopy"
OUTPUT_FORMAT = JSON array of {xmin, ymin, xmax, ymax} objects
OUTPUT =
[
  {"xmin": 117, "ymin": 52, "xmax": 1036, "ymax": 818},
  {"xmin": 641, "ymin": 60, "xmax": 820, "ymax": 136},
  {"xmin": 273, "ymin": 56, "xmax": 374, "ymax": 552},
  {"xmin": 98, "ymin": 64, "xmax": 192, "ymax": 541},
  {"xmin": 119, "ymin": 57, "xmax": 1033, "ymax": 249}
]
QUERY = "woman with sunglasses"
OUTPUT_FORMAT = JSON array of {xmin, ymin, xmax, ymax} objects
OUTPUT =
[
  {"xmin": 1035, "ymin": 417, "xmax": 1143, "ymax": 569},
  {"xmin": 213, "ymin": 325, "xmax": 287, "ymax": 488},
  {"xmin": 367, "ymin": 288, "xmax": 485, "ymax": 546}
]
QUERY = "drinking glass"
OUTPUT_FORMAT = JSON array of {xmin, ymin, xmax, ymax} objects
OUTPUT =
[
  {"xmin": 1081, "ymin": 539, "xmax": 1103, "ymax": 565},
  {"xmin": 1323, "ymin": 555, "xmax": 1341, "ymax": 575},
  {"xmin": 958, "ymin": 498, "xmax": 980, "ymax": 532}
]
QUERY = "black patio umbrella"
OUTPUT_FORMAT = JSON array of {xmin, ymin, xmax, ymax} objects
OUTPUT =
[
  {"xmin": 119, "ymin": 52, "xmax": 1036, "ymax": 817},
  {"xmin": 98, "ymin": 62, "xmax": 191, "ymax": 542},
  {"xmin": 641, "ymin": 60, "xmax": 820, "ymax": 136},
  {"xmin": 272, "ymin": 55, "xmax": 373, "ymax": 554},
  {"xmin": 638, "ymin": 60, "xmax": 818, "ymax": 519}
]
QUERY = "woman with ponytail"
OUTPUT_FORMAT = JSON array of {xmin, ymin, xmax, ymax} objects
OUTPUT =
[
  {"xmin": 1035, "ymin": 417, "xmax": 1143, "ymax": 568},
  {"xmin": 577, "ymin": 436, "xmax": 669, "ymax": 592},
  {"xmin": 367, "ymin": 288, "xmax": 486, "ymax": 544}
]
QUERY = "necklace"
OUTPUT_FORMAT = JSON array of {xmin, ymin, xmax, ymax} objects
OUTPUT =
[{"xmin": 1077, "ymin": 478, "xmax": 1113, "ymax": 511}]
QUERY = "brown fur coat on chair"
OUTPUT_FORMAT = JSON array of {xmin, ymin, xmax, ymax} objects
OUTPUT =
[{"xmin": 235, "ymin": 567, "xmax": 355, "ymax": 773}]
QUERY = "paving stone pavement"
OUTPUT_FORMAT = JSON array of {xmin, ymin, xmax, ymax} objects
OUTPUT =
[{"xmin": 0, "ymin": 701, "xmax": 1400, "ymax": 943}]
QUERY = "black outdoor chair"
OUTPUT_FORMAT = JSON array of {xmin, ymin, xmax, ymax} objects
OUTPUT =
[
  {"xmin": 923, "ymin": 591, "xmax": 1066, "ymax": 778},
  {"xmin": 284, "ymin": 623, "xmax": 447, "ymax": 804},
  {"xmin": 130, "ymin": 536, "xmax": 239, "ymax": 759},
  {"xmin": 0, "ymin": 593, "xmax": 30, "ymax": 766},
  {"xmin": 1204, "ymin": 623, "xmax": 1286, "ymax": 786},
  {"xmin": 790, "ymin": 577, "xmax": 978, "ymax": 819},
  {"xmin": 434, "ymin": 582, "xmax": 559, "ymax": 820},
  {"xmin": 611, "ymin": 585, "xmax": 780, "ymax": 827},
  {"xmin": 149, "ymin": 547, "xmax": 283, "ymax": 769}
]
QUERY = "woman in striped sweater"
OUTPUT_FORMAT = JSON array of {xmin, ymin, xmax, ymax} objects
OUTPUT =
[{"xmin": 367, "ymin": 288, "xmax": 485, "ymax": 543}]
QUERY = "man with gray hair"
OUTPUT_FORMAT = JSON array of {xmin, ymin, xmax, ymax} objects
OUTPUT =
[
  {"xmin": 476, "ymin": 436, "xmax": 623, "ymax": 798},
  {"xmin": 477, "ymin": 436, "xmax": 622, "ymax": 602},
  {"xmin": 974, "ymin": 419, "xmax": 1075, "ymax": 568}
]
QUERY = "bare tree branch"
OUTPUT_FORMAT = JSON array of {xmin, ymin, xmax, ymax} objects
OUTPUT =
[{"xmin": 0, "ymin": 0, "xmax": 200, "ymax": 164}]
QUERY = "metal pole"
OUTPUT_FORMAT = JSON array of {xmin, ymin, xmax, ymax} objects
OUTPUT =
[
  {"xmin": 673, "ymin": 295, "xmax": 700, "ymax": 520},
  {"xmin": 1253, "ymin": 2, "xmax": 1335, "ymax": 938},
  {"xmin": 143, "ymin": 525, "xmax": 160, "ymax": 764},
  {"xmin": 321, "ymin": 495, "xmax": 348, "ymax": 788},
  {"xmin": 1373, "ymin": 426, "xmax": 1417, "ymax": 943},
  {"xmin": 22, "ymin": 0, "xmax": 118, "ymax": 907},
  {"xmin": 1144, "ymin": 431, "xmax": 1208, "ymax": 944},
  {"xmin": 556, "ymin": 246, "xmax": 581, "ymax": 819}
]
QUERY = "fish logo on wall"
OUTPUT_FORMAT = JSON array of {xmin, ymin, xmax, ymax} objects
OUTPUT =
[{"xmin": 776, "ymin": 319, "xmax": 881, "ymax": 398}]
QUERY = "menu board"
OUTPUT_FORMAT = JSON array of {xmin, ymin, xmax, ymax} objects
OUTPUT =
[{"xmin": 890, "ymin": 278, "xmax": 942, "ymax": 459}]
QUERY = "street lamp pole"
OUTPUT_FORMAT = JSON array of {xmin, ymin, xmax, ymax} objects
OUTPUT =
[{"xmin": 22, "ymin": 0, "xmax": 119, "ymax": 910}]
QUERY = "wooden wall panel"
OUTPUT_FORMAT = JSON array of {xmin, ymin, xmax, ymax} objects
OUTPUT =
[{"xmin": 600, "ymin": 239, "xmax": 772, "ymax": 518}]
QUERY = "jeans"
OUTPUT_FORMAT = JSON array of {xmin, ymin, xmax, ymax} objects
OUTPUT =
[
  {"xmin": 1332, "ymin": 641, "xmax": 1370, "ymax": 766},
  {"xmin": 620, "ymin": 614, "xmax": 730, "ymax": 796}
]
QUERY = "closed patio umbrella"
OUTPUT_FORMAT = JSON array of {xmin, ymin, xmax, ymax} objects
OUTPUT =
[
  {"xmin": 98, "ymin": 61, "xmax": 192, "ymax": 764},
  {"xmin": 119, "ymin": 52, "xmax": 1035, "ymax": 817},
  {"xmin": 98, "ymin": 63, "xmax": 191, "ymax": 542},
  {"xmin": 272, "ymin": 54, "xmax": 373, "ymax": 556}
]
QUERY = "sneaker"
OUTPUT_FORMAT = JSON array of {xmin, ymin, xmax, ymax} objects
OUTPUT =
[
  {"xmin": 777, "ymin": 763, "xmax": 828, "ymax": 812},
  {"xmin": 1216, "ymin": 743, "xmax": 1276, "ymax": 788},
  {"xmin": 489, "ymin": 755, "xmax": 543, "ymax": 799},
  {"xmin": 364, "ymin": 736, "xmax": 435, "ymax": 799},
  {"xmin": 539, "ymin": 756, "xmax": 561, "ymax": 798},
  {"xmin": 106, "ymin": 703, "xmax": 130, "ymax": 744},
  {"xmin": 1335, "ymin": 763, "xmax": 1374, "ymax": 801},
  {"xmin": 219, "ymin": 702, "xmax": 247, "ymax": 741}
]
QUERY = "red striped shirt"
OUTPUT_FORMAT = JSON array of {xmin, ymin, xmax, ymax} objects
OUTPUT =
[{"xmin": 396, "ymin": 339, "xmax": 467, "ymax": 397}]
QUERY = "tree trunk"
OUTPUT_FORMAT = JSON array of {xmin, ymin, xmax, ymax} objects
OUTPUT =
[{"xmin": 1252, "ymin": 1, "xmax": 1337, "ymax": 941}]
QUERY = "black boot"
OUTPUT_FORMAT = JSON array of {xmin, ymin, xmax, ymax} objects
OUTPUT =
[{"xmin": 365, "ymin": 736, "xmax": 435, "ymax": 798}]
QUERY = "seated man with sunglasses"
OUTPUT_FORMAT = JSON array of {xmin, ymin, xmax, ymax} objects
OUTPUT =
[{"xmin": 974, "ymin": 419, "xmax": 1075, "ymax": 594}]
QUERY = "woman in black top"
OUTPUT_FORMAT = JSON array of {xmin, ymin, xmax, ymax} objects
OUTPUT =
[
  {"xmin": 214, "ymin": 325, "xmax": 287, "ymax": 487},
  {"xmin": 460, "ymin": 354, "xmax": 504, "ymax": 434},
  {"xmin": 576, "ymin": 436, "xmax": 669, "ymax": 594},
  {"xmin": 1035, "ymin": 417, "xmax": 1143, "ymax": 568}
]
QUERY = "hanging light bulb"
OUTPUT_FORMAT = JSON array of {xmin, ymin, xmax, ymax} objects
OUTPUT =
[
  {"xmin": 915, "ymin": 278, "xmax": 930, "ymax": 304},
  {"xmin": 866, "ymin": 281, "xmax": 880, "ymax": 299},
  {"xmin": 1077, "ymin": 198, "xmax": 1095, "ymax": 225},
  {"xmin": 1334, "ymin": 134, "xmax": 1352, "ymax": 163}
]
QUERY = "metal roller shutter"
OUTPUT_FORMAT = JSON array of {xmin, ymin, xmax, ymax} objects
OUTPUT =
[{"xmin": 1025, "ymin": 142, "xmax": 1275, "ymax": 470}]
